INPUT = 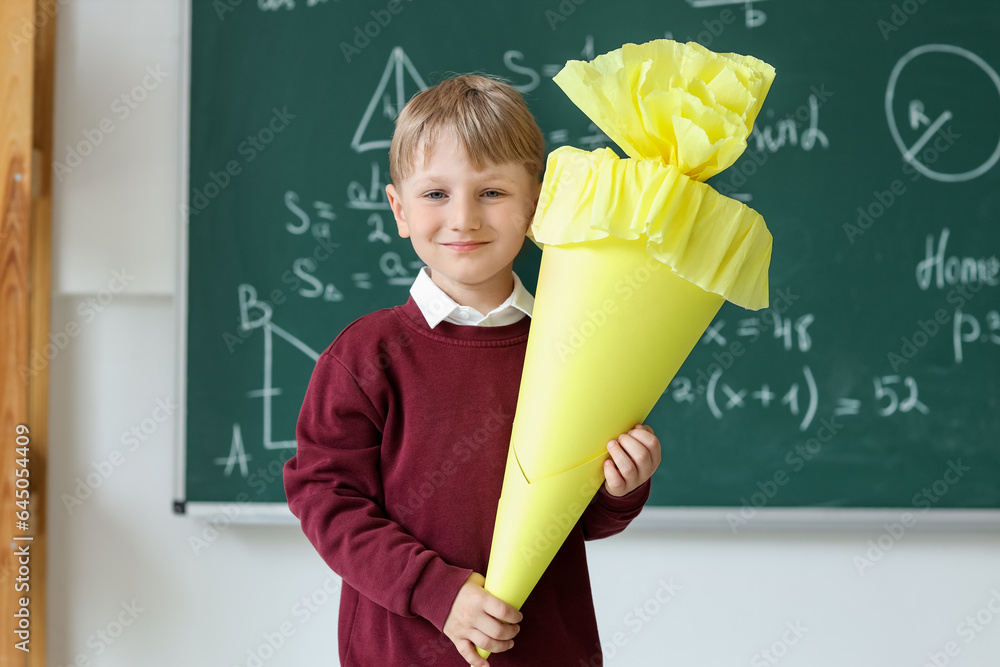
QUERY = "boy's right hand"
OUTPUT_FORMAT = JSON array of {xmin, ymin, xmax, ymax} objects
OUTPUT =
[{"xmin": 443, "ymin": 572, "xmax": 522, "ymax": 666}]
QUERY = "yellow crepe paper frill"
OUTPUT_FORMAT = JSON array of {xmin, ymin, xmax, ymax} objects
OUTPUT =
[
  {"xmin": 527, "ymin": 38, "xmax": 776, "ymax": 311},
  {"xmin": 529, "ymin": 145, "xmax": 772, "ymax": 310},
  {"xmin": 552, "ymin": 39, "xmax": 775, "ymax": 180}
]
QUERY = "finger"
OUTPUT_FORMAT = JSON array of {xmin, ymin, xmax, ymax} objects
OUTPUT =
[
  {"xmin": 604, "ymin": 458, "xmax": 626, "ymax": 495},
  {"xmin": 625, "ymin": 425, "xmax": 655, "ymax": 446},
  {"xmin": 630, "ymin": 428, "xmax": 662, "ymax": 468},
  {"xmin": 495, "ymin": 622, "xmax": 521, "ymax": 641},
  {"xmin": 469, "ymin": 628, "xmax": 515, "ymax": 655},
  {"xmin": 477, "ymin": 615, "xmax": 520, "ymax": 642},
  {"xmin": 456, "ymin": 639, "xmax": 489, "ymax": 667},
  {"xmin": 630, "ymin": 426, "xmax": 662, "ymax": 465},
  {"xmin": 616, "ymin": 432, "xmax": 653, "ymax": 474},
  {"xmin": 483, "ymin": 595, "xmax": 523, "ymax": 625},
  {"xmin": 607, "ymin": 438, "xmax": 638, "ymax": 480},
  {"xmin": 650, "ymin": 437, "xmax": 662, "ymax": 468}
]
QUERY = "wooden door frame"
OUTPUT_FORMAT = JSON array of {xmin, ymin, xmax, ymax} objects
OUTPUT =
[{"xmin": 1, "ymin": 1, "xmax": 55, "ymax": 665}]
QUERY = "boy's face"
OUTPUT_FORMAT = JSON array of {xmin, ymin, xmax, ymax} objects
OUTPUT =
[{"xmin": 386, "ymin": 129, "xmax": 541, "ymax": 304}]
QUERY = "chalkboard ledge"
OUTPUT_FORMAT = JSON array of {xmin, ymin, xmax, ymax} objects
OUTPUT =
[
  {"xmin": 630, "ymin": 507, "xmax": 1000, "ymax": 532},
  {"xmin": 171, "ymin": 502, "xmax": 1000, "ymax": 530},
  {"xmin": 174, "ymin": 501, "xmax": 298, "ymax": 525}
]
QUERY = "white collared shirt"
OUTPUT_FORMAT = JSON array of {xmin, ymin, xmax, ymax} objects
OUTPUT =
[{"xmin": 409, "ymin": 266, "xmax": 534, "ymax": 328}]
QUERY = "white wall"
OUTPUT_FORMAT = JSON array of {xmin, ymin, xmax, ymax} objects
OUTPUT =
[{"xmin": 47, "ymin": 2, "xmax": 1000, "ymax": 666}]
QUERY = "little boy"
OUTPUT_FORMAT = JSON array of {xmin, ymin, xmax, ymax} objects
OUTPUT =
[{"xmin": 284, "ymin": 74, "xmax": 661, "ymax": 666}]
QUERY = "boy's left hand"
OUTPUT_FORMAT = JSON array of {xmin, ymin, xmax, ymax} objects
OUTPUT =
[{"xmin": 602, "ymin": 424, "xmax": 661, "ymax": 497}]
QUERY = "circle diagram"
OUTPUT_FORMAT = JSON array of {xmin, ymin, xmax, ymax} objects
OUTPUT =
[{"xmin": 885, "ymin": 44, "xmax": 1000, "ymax": 183}]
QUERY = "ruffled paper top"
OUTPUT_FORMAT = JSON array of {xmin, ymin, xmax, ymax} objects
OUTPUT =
[
  {"xmin": 529, "ymin": 38, "xmax": 775, "ymax": 310},
  {"xmin": 529, "ymin": 146, "xmax": 771, "ymax": 310},
  {"xmin": 553, "ymin": 39, "xmax": 775, "ymax": 180}
]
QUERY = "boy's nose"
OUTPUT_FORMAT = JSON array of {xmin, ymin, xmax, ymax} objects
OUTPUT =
[{"xmin": 449, "ymin": 197, "xmax": 482, "ymax": 230}]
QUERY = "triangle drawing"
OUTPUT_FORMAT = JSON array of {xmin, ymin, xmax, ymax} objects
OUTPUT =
[{"xmin": 351, "ymin": 47, "xmax": 428, "ymax": 154}]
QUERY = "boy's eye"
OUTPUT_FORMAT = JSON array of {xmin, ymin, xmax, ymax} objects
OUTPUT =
[
  {"xmin": 483, "ymin": 190, "xmax": 502, "ymax": 198},
  {"xmin": 425, "ymin": 191, "xmax": 446, "ymax": 200}
]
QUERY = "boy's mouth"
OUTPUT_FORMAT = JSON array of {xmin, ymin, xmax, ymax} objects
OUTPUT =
[{"xmin": 443, "ymin": 241, "xmax": 488, "ymax": 251}]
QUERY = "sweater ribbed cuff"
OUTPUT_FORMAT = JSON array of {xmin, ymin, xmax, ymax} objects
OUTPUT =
[
  {"xmin": 596, "ymin": 478, "xmax": 651, "ymax": 512},
  {"xmin": 409, "ymin": 557, "xmax": 474, "ymax": 632}
]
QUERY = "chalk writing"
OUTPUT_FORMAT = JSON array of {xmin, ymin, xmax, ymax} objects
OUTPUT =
[
  {"xmin": 886, "ymin": 44, "xmax": 1000, "ymax": 182},
  {"xmin": 915, "ymin": 228, "xmax": 999, "ymax": 291},
  {"xmin": 953, "ymin": 310, "xmax": 1000, "ymax": 364},
  {"xmin": 347, "ymin": 163, "xmax": 391, "ymax": 210},
  {"xmin": 352, "ymin": 47, "xmax": 426, "ymax": 153},
  {"xmin": 685, "ymin": 0, "xmax": 769, "ymax": 29}
]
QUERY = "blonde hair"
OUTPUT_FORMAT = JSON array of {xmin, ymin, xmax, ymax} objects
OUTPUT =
[{"xmin": 388, "ymin": 74, "xmax": 546, "ymax": 185}]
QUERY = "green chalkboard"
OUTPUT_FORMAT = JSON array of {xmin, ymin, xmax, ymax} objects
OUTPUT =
[{"xmin": 179, "ymin": 0, "xmax": 1000, "ymax": 516}]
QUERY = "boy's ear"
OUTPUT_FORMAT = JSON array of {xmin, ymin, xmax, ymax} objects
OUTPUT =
[{"xmin": 385, "ymin": 184, "xmax": 410, "ymax": 238}]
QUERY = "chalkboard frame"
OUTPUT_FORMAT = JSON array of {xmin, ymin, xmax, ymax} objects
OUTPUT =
[
  {"xmin": 172, "ymin": 0, "xmax": 193, "ymax": 517},
  {"xmin": 172, "ymin": 0, "xmax": 1000, "ymax": 528}
]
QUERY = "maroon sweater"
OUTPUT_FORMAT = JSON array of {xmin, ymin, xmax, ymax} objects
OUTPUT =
[{"xmin": 284, "ymin": 296, "xmax": 650, "ymax": 666}]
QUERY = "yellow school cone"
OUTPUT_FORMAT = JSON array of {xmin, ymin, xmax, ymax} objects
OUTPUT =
[{"xmin": 477, "ymin": 40, "xmax": 775, "ymax": 660}]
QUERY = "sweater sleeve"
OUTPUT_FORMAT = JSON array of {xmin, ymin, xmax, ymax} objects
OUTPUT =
[
  {"xmin": 579, "ymin": 479, "xmax": 651, "ymax": 540},
  {"xmin": 283, "ymin": 352, "xmax": 472, "ymax": 631}
]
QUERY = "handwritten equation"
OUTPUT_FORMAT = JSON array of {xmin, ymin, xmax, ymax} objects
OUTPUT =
[{"xmin": 665, "ymin": 306, "xmax": 936, "ymax": 431}]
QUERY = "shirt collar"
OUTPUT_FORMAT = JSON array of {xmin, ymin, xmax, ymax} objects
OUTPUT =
[{"xmin": 409, "ymin": 266, "xmax": 534, "ymax": 328}]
